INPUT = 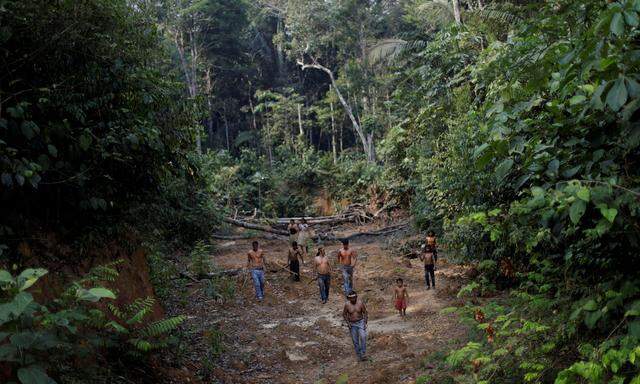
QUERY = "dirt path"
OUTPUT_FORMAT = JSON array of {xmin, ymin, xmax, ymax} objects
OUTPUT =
[{"xmin": 169, "ymin": 230, "xmax": 470, "ymax": 384}]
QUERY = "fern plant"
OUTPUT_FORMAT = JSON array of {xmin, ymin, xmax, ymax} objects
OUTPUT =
[
  {"xmin": 0, "ymin": 267, "xmax": 116, "ymax": 384},
  {"xmin": 105, "ymin": 296, "xmax": 186, "ymax": 357}
]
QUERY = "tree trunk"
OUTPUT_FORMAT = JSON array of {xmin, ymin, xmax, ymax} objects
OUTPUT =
[
  {"xmin": 297, "ymin": 59, "xmax": 374, "ymax": 162},
  {"xmin": 174, "ymin": 29, "xmax": 201, "ymax": 154},
  {"xmin": 222, "ymin": 217, "xmax": 289, "ymax": 236},
  {"xmin": 366, "ymin": 133, "xmax": 376, "ymax": 163},
  {"xmin": 452, "ymin": 0, "xmax": 462, "ymax": 24},
  {"xmin": 223, "ymin": 114, "xmax": 230, "ymax": 151},
  {"xmin": 330, "ymin": 92, "xmax": 337, "ymax": 164},
  {"xmin": 339, "ymin": 119, "xmax": 344, "ymax": 154},
  {"xmin": 188, "ymin": 28, "xmax": 202, "ymax": 154},
  {"xmin": 205, "ymin": 68, "xmax": 214, "ymax": 148},
  {"xmin": 265, "ymin": 116, "xmax": 273, "ymax": 168},
  {"xmin": 276, "ymin": 17, "xmax": 286, "ymax": 81},
  {"xmin": 297, "ymin": 103, "xmax": 304, "ymax": 136}
]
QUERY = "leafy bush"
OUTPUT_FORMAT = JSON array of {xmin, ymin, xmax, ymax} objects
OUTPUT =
[
  {"xmin": 104, "ymin": 297, "xmax": 185, "ymax": 357},
  {"xmin": 190, "ymin": 241, "xmax": 213, "ymax": 278},
  {"xmin": 382, "ymin": 0, "xmax": 640, "ymax": 381},
  {"xmin": 0, "ymin": 265, "xmax": 185, "ymax": 383},
  {"xmin": 0, "ymin": 0, "xmax": 199, "ymax": 235}
]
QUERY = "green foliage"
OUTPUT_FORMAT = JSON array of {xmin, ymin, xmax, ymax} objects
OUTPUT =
[
  {"xmin": 204, "ymin": 326, "xmax": 225, "ymax": 359},
  {"xmin": 0, "ymin": 264, "xmax": 185, "ymax": 383},
  {"xmin": 203, "ymin": 276, "xmax": 236, "ymax": 302},
  {"xmin": 0, "ymin": 0, "xmax": 199, "ymax": 230},
  {"xmin": 380, "ymin": 0, "xmax": 640, "ymax": 382},
  {"xmin": 146, "ymin": 243, "xmax": 178, "ymax": 301},
  {"xmin": 190, "ymin": 241, "xmax": 213, "ymax": 278},
  {"xmin": 335, "ymin": 373, "xmax": 349, "ymax": 384},
  {"xmin": 0, "ymin": 266, "xmax": 115, "ymax": 383},
  {"xmin": 105, "ymin": 297, "xmax": 185, "ymax": 357}
]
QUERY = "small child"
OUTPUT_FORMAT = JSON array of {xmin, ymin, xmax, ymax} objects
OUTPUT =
[{"xmin": 393, "ymin": 278, "xmax": 408, "ymax": 317}]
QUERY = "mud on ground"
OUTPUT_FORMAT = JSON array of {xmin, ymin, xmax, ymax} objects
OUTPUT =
[{"xmin": 164, "ymin": 226, "xmax": 470, "ymax": 384}]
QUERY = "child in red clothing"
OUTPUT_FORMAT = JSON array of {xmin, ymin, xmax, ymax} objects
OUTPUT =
[{"xmin": 393, "ymin": 278, "xmax": 408, "ymax": 317}]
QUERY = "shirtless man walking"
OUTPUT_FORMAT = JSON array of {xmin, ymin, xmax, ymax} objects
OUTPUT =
[
  {"xmin": 338, "ymin": 239, "xmax": 357, "ymax": 295},
  {"xmin": 287, "ymin": 241, "xmax": 304, "ymax": 282},
  {"xmin": 420, "ymin": 246, "xmax": 436, "ymax": 290},
  {"xmin": 314, "ymin": 246, "xmax": 332, "ymax": 303},
  {"xmin": 247, "ymin": 241, "xmax": 266, "ymax": 301},
  {"xmin": 343, "ymin": 291, "xmax": 368, "ymax": 361}
]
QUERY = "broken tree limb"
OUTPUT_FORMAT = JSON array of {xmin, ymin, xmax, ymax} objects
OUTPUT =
[{"xmin": 373, "ymin": 200, "xmax": 397, "ymax": 218}]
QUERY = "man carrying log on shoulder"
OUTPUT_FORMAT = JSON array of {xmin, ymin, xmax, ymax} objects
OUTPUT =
[
  {"xmin": 314, "ymin": 245, "xmax": 332, "ymax": 304},
  {"xmin": 247, "ymin": 241, "xmax": 266, "ymax": 301},
  {"xmin": 338, "ymin": 239, "xmax": 357, "ymax": 294},
  {"xmin": 287, "ymin": 241, "xmax": 304, "ymax": 282}
]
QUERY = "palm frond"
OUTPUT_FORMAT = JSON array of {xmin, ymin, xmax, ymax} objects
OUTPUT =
[
  {"xmin": 417, "ymin": 0, "xmax": 456, "ymax": 27},
  {"xmin": 367, "ymin": 38, "xmax": 408, "ymax": 65}
]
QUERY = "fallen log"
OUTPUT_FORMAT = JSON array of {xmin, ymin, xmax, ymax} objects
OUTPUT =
[
  {"xmin": 224, "ymin": 216, "xmax": 410, "ymax": 243},
  {"xmin": 272, "ymin": 216, "xmax": 355, "ymax": 225},
  {"xmin": 211, "ymin": 233, "xmax": 285, "ymax": 241},
  {"xmin": 318, "ymin": 222, "xmax": 410, "ymax": 242},
  {"xmin": 235, "ymin": 215, "xmax": 356, "ymax": 226},
  {"xmin": 179, "ymin": 268, "xmax": 242, "ymax": 282},
  {"xmin": 223, "ymin": 217, "xmax": 289, "ymax": 236}
]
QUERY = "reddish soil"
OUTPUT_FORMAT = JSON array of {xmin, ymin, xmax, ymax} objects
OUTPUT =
[{"xmin": 167, "ymin": 225, "xmax": 470, "ymax": 384}]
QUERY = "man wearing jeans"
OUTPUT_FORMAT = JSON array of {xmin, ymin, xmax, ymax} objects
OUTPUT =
[
  {"xmin": 343, "ymin": 291, "xmax": 368, "ymax": 361},
  {"xmin": 247, "ymin": 241, "xmax": 266, "ymax": 301},
  {"xmin": 338, "ymin": 239, "xmax": 357, "ymax": 294},
  {"xmin": 314, "ymin": 246, "xmax": 332, "ymax": 304}
]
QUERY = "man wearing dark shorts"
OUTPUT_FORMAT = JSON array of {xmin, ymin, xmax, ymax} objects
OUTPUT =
[
  {"xmin": 420, "ymin": 246, "xmax": 436, "ymax": 289},
  {"xmin": 287, "ymin": 241, "xmax": 304, "ymax": 282}
]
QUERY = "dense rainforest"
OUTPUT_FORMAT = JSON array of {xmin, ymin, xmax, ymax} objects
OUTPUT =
[{"xmin": 1, "ymin": 0, "xmax": 640, "ymax": 383}]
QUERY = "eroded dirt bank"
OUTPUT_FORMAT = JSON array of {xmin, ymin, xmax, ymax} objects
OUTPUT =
[{"xmin": 166, "ymin": 227, "xmax": 470, "ymax": 383}]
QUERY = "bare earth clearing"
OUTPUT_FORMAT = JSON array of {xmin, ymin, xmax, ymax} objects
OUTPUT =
[{"xmin": 166, "ymin": 224, "xmax": 471, "ymax": 384}]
